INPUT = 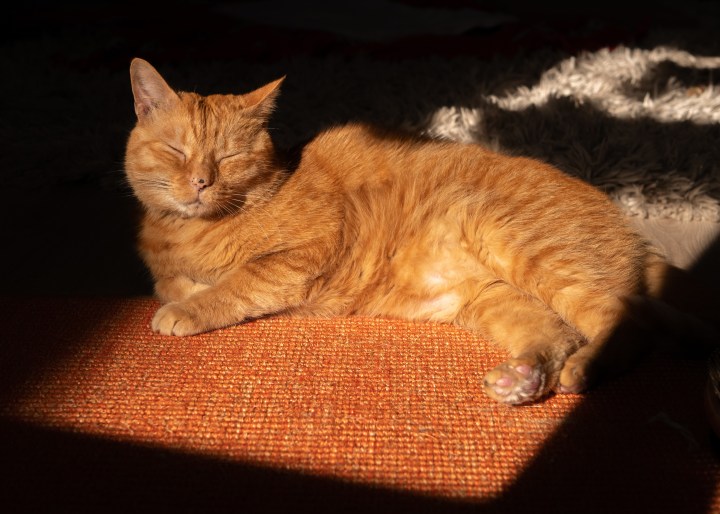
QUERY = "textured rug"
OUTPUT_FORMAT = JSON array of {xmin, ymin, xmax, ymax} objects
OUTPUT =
[
  {"xmin": 1, "ymin": 296, "xmax": 718, "ymax": 513},
  {"xmin": 430, "ymin": 46, "xmax": 720, "ymax": 222}
]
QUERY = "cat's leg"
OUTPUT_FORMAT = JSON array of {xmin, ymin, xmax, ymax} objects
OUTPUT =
[
  {"xmin": 456, "ymin": 281, "xmax": 586, "ymax": 404},
  {"xmin": 555, "ymin": 292, "xmax": 718, "ymax": 394},
  {"xmin": 550, "ymin": 252, "xmax": 713, "ymax": 394},
  {"xmin": 554, "ymin": 294, "xmax": 663, "ymax": 394},
  {"xmin": 154, "ymin": 275, "xmax": 210, "ymax": 303},
  {"xmin": 151, "ymin": 248, "xmax": 324, "ymax": 336}
]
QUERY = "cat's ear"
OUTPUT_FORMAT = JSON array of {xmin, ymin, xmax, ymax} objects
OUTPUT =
[
  {"xmin": 242, "ymin": 76, "xmax": 285, "ymax": 119},
  {"xmin": 129, "ymin": 58, "xmax": 180, "ymax": 119}
]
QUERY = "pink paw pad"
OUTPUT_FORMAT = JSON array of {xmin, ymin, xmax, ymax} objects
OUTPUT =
[
  {"xmin": 514, "ymin": 364, "xmax": 533, "ymax": 376},
  {"xmin": 483, "ymin": 359, "xmax": 547, "ymax": 405}
]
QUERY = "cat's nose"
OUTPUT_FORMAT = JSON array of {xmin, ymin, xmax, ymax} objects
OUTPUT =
[{"xmin": 191, "ymin": 176, "xmax": 211, "ymax": 191}]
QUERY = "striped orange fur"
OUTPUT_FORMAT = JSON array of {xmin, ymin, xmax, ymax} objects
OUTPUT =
[{"xmin": 125, "ymin": 58, "xmax": 716, "ymax": 404}]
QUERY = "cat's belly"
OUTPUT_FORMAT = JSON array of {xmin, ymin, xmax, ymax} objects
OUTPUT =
[
  {"xmin": 350, "ymin": 288, "xmax": 464, "ymax": 323},
  {"xmin": 350, "ymin": 228, "xmax": 493, "ymax": 322}
]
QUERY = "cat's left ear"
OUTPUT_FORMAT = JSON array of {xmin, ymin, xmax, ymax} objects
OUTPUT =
[
  {"xmin": 242, "ymin": 76, "xmax": 285, "ymax": 120},
  {"xmin": 129, "ymin": 57, "xmax": 181, "ymax": 119}
]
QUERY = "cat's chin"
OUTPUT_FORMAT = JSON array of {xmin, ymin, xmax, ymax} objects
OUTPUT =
[
  {"xmin": 173, "ymin": 199, "xmax": 237, "ymax": 220},
  {"xmin": 178, "ymin": 201, "xmax": 216, "ymax": 219}
]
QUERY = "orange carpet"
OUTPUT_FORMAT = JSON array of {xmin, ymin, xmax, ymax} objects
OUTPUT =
[{"xmin": 1, "ymin": 296, "xmax": 718, "ymax": 513}]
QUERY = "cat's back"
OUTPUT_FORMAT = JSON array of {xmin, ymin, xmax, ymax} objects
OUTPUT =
[
  {"xmin": 298, "ymin": 122, "xmax": 614, "ymax": 212},
  {"xmin": 300, "ymin": 122, "xmax": 470, "ymax": 189}
]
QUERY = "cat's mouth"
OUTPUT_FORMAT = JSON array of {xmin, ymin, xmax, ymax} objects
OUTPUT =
[
  {"xmin": 179, "ymin": 197, "xmax": 211, "ymax": 217},
  {"xmin": 175, "ymin": 189, "xmax": 238, "ymax": 219}
]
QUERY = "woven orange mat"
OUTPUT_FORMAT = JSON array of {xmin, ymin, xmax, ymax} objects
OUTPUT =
[{"xmin": 0, "ymin": 296, "xmax": 718, "ymax": 513}]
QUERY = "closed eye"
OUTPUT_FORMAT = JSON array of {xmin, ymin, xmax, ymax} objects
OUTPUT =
[
  {"xmin": 217, "ymin": 152, "xmax": 244, "ymax": 163},
  {"xmin": 166, "ymin": 144, "xmax": 186, "ymax": 161}
]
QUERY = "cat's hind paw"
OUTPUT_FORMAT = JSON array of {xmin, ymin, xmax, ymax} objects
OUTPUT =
[
  {"xmin": 557, "ymin": 358, "xmax": 591, "ymax": 394},
  {"xmin": 483, "ymin": 358, "xmax": 547, "ymax": 405},
  {"xmin": 151, "ymin": 302, "xmax": 203, "ymax": 336}
]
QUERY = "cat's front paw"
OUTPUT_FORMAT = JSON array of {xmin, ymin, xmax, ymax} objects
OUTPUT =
[
  {"xmin": 483, "ymin": 358, "xmax": 548, "ymax": 405},
  {"xmin": 151, "ymin": 302, "xmax": 204, "ymax": 336}
]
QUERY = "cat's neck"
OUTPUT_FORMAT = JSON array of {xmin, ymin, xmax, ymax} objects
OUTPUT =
[{"xmin": 243, "ymin": 165, "xmax": 288, "ymax": 211}]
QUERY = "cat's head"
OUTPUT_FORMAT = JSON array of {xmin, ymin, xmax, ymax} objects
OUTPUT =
[{"xmin": 124, "ymin": 58, "xmax": 284, "ymax": 219}]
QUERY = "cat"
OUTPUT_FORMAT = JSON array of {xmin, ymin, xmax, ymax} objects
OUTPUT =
[{"xmin": 124, "ymin": 57, "xmax": 717, "ymax": 405}]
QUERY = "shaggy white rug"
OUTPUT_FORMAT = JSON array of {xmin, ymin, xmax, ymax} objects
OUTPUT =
[
  {"xmin": 422, "ymin": 46, "xmax": 720, "ymax": 268},
  {"xmin": 428, "ymin": 46, "xmax": 720, "ymax": 223}
]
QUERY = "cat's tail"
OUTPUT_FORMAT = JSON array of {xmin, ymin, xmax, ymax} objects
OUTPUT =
[
  {"xmin": 706, "ymin": 348, "xmax": 720, "ymax": 439},
  {"xmin": 637, "ymin": 255, "xmax": 720, "ymax": 439},
  {"xmin": 637, "ymin": 255, "xmax": 720, "ymax": 352},
  {"xmin": 612, "ymin": 254, "xmax": 720, "ymax": 355}
]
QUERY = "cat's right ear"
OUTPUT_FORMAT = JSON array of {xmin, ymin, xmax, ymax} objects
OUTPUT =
[{"xmin": 129, "ymin": 58, "xmax": 180, "ymax": 119}]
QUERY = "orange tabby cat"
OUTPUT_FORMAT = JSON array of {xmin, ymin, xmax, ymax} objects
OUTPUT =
[{"xmin": 124, "ymin": 57, "xmax": 716, "ymax": 405}]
